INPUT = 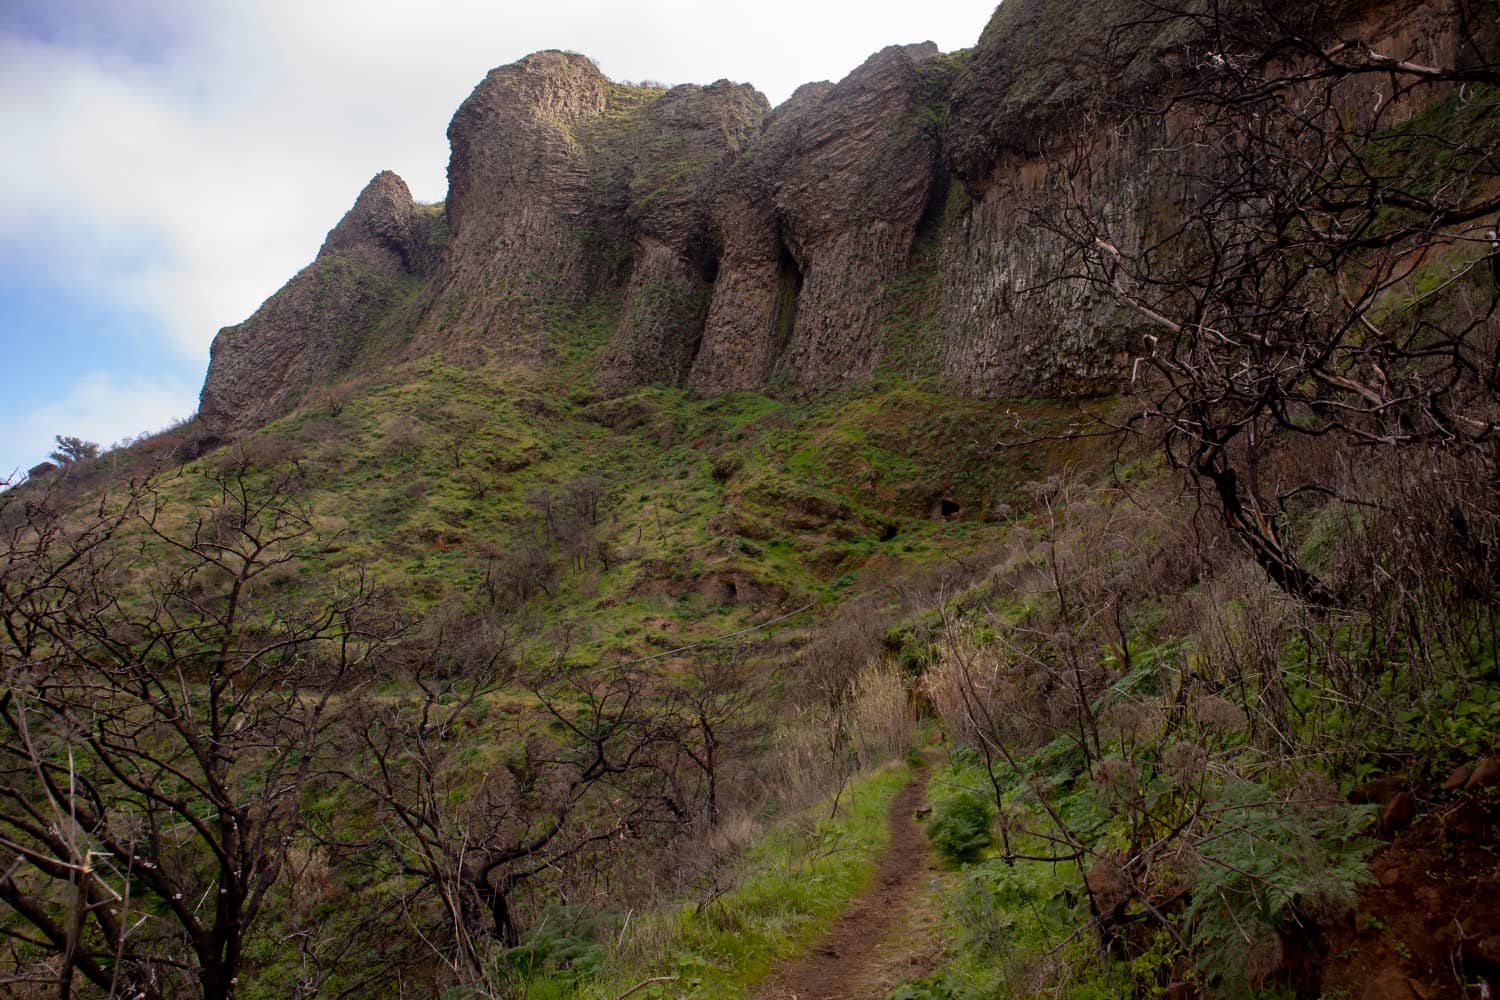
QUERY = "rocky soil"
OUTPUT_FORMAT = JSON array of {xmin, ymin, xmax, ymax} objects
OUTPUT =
[{"xmin": 1318, "ymin": 758, "xmax": 1500, "ymax": 1000}]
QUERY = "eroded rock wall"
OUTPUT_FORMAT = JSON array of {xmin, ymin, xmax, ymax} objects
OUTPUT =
[
  {"xmin": 927, "ymin": 0, "xmax": 1489, "ymax": 398},
  {"xmin": 416, "ymin": 51, "xmax": 617, "ymax": 361},
  {"xmin": 763, "ymin": 43, "xmax": 946, "ymax": 395},
  {"xmin": 199, "ymin": 171, "xmax": 441, "ymax": 440},
  {"xmin": 591, "ymin": 80, "xmax": 770, "ymax": 393},
  {"xmin": 200, "ymin": 0, "xmax": 1482, "ymax": 440}
]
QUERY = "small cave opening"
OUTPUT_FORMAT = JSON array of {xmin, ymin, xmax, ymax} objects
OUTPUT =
[
  {"xmin": 930, "ymin": 497, "xmax": 961, "ymax": 520},
  {"xmin": 779, "ymin": 241, "xmax": 805, "ymax": 296},
  {"xmin": 771, "ymin": 237, "xmax": 804, "ymax": 357},
  {"xmin": 879, "ymin": 523, "xmax": 899, "ymax": 542},
  {"xmin": 912, "ymin": 168, "xmax": 953, "ymax": 249}
]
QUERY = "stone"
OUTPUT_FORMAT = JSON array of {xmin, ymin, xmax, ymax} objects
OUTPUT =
[
  {"xmin": 1465, "ymin": 757, "xmax": 1500, "ymax": 790},
  {"xmin": 198, "ymin": 171, "xmax": 441, "ymax": 439},
  {"xmin": 1362, "ymin": 967, "xmax": 1418, "ymax": 1000},
  {"xmin": 1407, "ymin": 978, "xmax": 1438, "ymax": 1000},
  {"xmin": 1381, "ymin": 791, "xmax": 1418, "ymax": 833},
  {"xmin": 1443, "ymin": 764, "xmax": 1471, "ymax": 792},
  {"xmin": 1443, "ymin": 799, "xmax": 1486, "ymax": 839},
  {"xmin": 1350, "ymin": 774, "xmax": 1405, "ymax": 806}
]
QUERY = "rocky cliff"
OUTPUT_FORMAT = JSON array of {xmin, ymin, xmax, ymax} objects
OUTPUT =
[
  {"xmin": 199, "ymin": 171, "xmax": 443, "ymax": 440},
  {"xmin": 199, "ymin": 0, "xmax": 1480, "ymax": 439}
]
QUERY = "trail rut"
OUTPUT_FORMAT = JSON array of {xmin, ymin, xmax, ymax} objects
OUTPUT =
[{"xmin": 754, "ymin": 766, "xmax": 940, "ymax": 1000}]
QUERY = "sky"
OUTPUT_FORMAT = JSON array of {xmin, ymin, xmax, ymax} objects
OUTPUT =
[{"xmin": 0, "ymin": 0, "xmax": 996, "ymax": 481}]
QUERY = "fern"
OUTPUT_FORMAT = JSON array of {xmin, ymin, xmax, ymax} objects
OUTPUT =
[
  {"xmin": 1182, "ymin": 779, "xmax": 1377, "ymax": 996},
  {"xmin": 926, "ymin": 790, "xmax": 995, "ymax": 865}
]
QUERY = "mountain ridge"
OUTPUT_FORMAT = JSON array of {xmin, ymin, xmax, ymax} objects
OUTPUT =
[{"xmin": 197, "ymin": 0, "xmax": 1472, "ymax": 440}]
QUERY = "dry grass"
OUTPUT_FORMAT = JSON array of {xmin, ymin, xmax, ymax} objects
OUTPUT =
[
  {"xmin": 771, "ymin": 707, "xmax": 845, "ymax": 813},
  {"xmin": 846, "ymin": 662, "xmax": 914, "ymax": 770}
]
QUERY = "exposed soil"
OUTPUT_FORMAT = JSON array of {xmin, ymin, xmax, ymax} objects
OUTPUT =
[
  {"xmin": 1316, "ymin": 783, "xmax": 1500, "ymax": 1000},
  {"xmin": 755, "ymin": 766, "xmax": 941, "ymax": 1000}
]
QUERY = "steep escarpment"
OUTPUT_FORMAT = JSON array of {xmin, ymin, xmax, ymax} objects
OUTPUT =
[
  {"xmin": 927, "ymin": 0, "xmax": 1491, "ymax": 397},
  {"xmin": 588, "ymin": 78, "xmax": 771, "ymax": 392},
  {"xmin": 414, "ymin": 51, "xmax": 769, "ymax": 378},
  {"xmin": 692, "ymin": 43, "xmax": 949, "ymax": 395},
  {"xmin": 198, "ymin": 0, "xmax": 1477, "ymax": 441},
  {"xmin": 422, "ymin": 41, "xmax": 957, "ymax": 395},
  {"xmin": 199, "ymin": 171, "xmax": 442, "ymax": 440}
]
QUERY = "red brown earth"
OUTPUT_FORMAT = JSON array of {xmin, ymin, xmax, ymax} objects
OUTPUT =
[{"xmin": 1316, "ymin": 773, "xmax": 1500, "ymax": 1000}]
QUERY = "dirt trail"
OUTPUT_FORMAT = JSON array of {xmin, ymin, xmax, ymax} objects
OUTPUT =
[{"xmin": 755, "ymin": 766, "xmax": 941, "ymax": 1000}]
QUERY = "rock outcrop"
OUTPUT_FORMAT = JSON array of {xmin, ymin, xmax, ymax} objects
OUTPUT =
[
  {"xmin": 200, "ymin": 0, "xmax": 1478, "ymax": 440},
  {"xmin": 690, "ymin": 44, "xmax": 947, "ymax": 395},
  {"xmin": 411, "ymin": 52, "xmax": 769, "ymax": 375},
  {"xmin": 925, "ymin": 0, "xmax": 1485, "ymax": 398},
  {"xmin": 417, "ymin": 51, "xmax": 617, "ymax": 361},
  {"xmin": 587, "ymin": 78, "xmax": 769, "ymax": 392},
  {"xmin": 199, "ymin": 171, "xmax": 442, "ymax": 440}
]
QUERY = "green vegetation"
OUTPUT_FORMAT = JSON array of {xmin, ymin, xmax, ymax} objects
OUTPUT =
[
  {"xmin": 523, "ymin": 764, "xmax": 911, "ymax": 999},
  {"xmin": 6, "ymin": 6, "xmax": 1499, "ymax": 998},
  {"xmin": 883, "ymin": 459, "xmax": 1500, "ymax": 997},
  {"xmin": 925, "ymin": 788, "xmax": 994, "ymax": 865},
  {"xmin": 221, "ymin": 346, "xmax": 1110, "ymax": 671}
]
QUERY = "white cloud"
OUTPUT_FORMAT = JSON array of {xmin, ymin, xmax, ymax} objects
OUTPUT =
[
  {"xmin": 0, "ymin": 372, "xmax": 198, "ymax": 483},
  {"xmin": 1, "ymin": 0, "xmax": 995, "ymax": 470}
]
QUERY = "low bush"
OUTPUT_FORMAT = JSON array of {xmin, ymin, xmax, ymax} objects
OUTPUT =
[{"xmin": 926, "ymin": 789, "xmax": 994, "ymax": 865}]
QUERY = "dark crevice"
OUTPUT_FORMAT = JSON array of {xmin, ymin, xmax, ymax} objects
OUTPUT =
[
  {"xmin": 682, "ymin": 243, "xmax": 720, "ymax": 381},
  {"xmin": 770, "ymin": 236, "xmax": 804, "ymax": 366},
  {"xmin": 911, "ymin": 167, "xmax": 952, "ymax": 251},
  {"xmin": 931, "ymin": 497, "xmax": 961, "ymax": 519}
]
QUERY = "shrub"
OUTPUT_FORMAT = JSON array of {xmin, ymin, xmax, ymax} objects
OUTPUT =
[
  {"xmin": 1182, "ymin": 779, "xmax": 1377, "ymax": 995},
  {"xmin": 492, "ymin": 904, "xmax": 616, "ymax": 983},
  {"xmin": 889, "ymin": 979, "xmax": 956, "ymax": 1000},
  {"xmin": 926, "ymin": 789, "xmax": 994, "ymax": 865}
]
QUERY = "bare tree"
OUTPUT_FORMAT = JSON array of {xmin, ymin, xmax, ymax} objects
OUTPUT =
[
  {"xmin": 1037, "ymin": 0, "xmax": 1500, "ymax": 602},
  {"xmin": 662, "ymin": 650, "xmax": 765, "ymax": 831},
  {"xmin": 0, "ymin": 460, "xmax": 397, "ymax": 999},
  {"xmin": 344, "ymin": 656, "xmax": 686, "ymax": 987}
]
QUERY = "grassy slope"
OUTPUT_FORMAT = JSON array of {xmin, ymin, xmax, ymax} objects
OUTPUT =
[
  {"xmin": 95, "ymin": 275, "xmax": 1115, "ymax": 997},
  {"xmin": 221, "ymin": 307, "xmax": 1118, "ymax": 671}
]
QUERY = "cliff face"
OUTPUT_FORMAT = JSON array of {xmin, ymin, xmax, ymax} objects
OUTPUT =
[
  {"xmin": 692, "ymin": 43, "xmax": 948, "ymax": 395},
  {"xmin": 198, "ymin": 0, "xmax": 1475, "ymax": 441},
  {"xmin": 199, "ymin": 171, "xmax": 442, "ymax": 439},
  {"xmin": 586, "ymin": 77, "xmax": 770, "ymax": 392},
  {"xmin": 413, "ymin": 51, "xmax": 770, "ymax": 379}
]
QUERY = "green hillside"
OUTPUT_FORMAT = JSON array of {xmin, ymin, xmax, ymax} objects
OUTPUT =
[{"xmin": 4, "ymin": 2, "xmax": 1500, "ymax": 998}]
